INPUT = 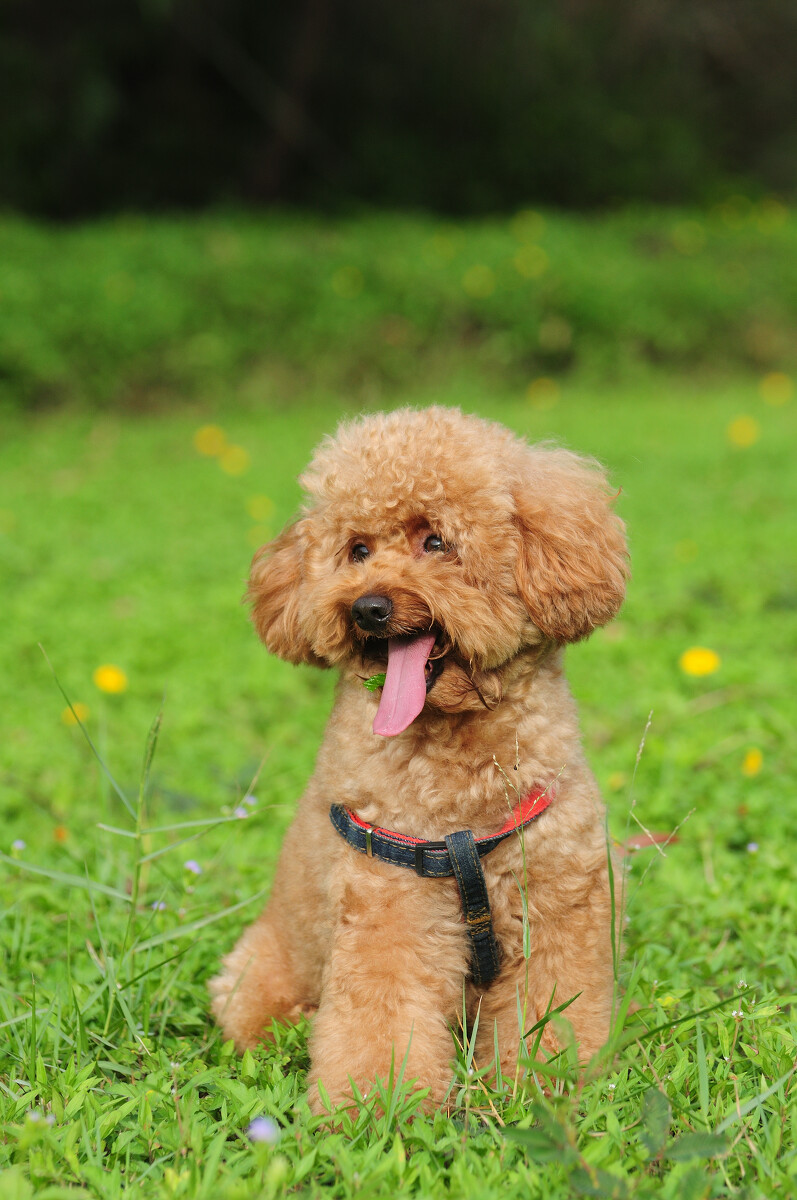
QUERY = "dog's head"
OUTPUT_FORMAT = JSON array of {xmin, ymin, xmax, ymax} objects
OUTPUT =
[{"xmin": 248, "ymin": 408, "xmax": 628, "ymax": 735}]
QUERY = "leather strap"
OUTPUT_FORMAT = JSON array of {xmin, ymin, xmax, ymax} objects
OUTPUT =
[{"xmin": 445, "ymin": 829, "xmax": 502, "ymax": 986}]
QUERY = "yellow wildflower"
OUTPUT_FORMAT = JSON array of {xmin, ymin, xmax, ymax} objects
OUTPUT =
[
  {"xmin": 93, "ymin": 664, "xmax": 128, "ymax": 694},
  {"xmin": 462, "ymin": 265, "xmax": 496, "ymax": 298},
  {"xmin": 526, "ymin": 377, "xmax": 560, "ymax": 410},
  {"xmin": 248, "ymin": 525, "xmax": 272, "ymax": 549},
  {"xmin": 679, "ymin": 647, "xmax": 721, "ymax": 677},
  {"xmin": 727, "ymin": 416, "xmax": 760, "ymax": 447},
  {"xmin": 61, "ymin": 702, "xmax": 90, "ymax": 725},
  {"xmin": 758, "ymin": 372, "xmax": 793, "ymax": 406},
  {"xmin": 511, "ymin": 209, "xmax": 545, "ymax": 242},
  {"xmin": 193, "ymin": 425, "xmax": 227, "ymax": 456},
  {"xmin": 742, "ymin": 748, "xmax": 763, "ymax": 777},
  {"xmin": 513, "ymin": 245, "xmax": 548, "ymax": 279},
  {"xmin": 426, "ymin": 233, "xmax": 456, "ymax": 261},
  {"xmin": 538, "ymin": 316, "xmax": 573, "ymax": 352},
  {"xmin": 246, "ymin": 495, "xmax": 274, "ymax": 521},
  {"xmin": 219, "ymin": 446, "xmax": 251, "ymax": 476}
]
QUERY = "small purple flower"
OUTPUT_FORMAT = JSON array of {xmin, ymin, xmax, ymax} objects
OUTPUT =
[
  {"xmin": 151, "ymin": 900, "xmax": 167, "ymax": 912},
  {"xmin": 184, "ymin": 860, "xmax": 202, "ymax": 875},
  {"xmin": 234, "ymin": 805, "xmax": 249, "ymax": 819},
  {"xmin": 746, "ymin": 842, "xmax": 759, "ymax": 853},
  {"xmin": 243, "ymin": 794, "xmax": 257, "ymax": 807},
  {"xmin": 247, "ymin": 1116, "xmax": 280, "ymax": 1144},
  {"xmin": 28, "ymin": 1109, "xmax": 54, "ymax": 1125},
  {"xmin": 12, "ymin": 839, "xmax": 26, "ymax": 852}
]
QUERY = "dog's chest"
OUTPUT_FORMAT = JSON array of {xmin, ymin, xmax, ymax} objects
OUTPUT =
[{"xmin": 321, "ymin": 742, "xmax": 541, "ymax": 844}]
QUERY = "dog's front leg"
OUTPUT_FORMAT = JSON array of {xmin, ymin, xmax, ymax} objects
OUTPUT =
[
  {"xmin": 209, "ymin": 908, "xmax": 318, "ymax": 1050},
  {"xmin": 306, "ymin": 862, "xmax": 467, "ymax": 1115},
  {"xmin": 209, "ymin": 812, "xmax": 331, "ymax": 1049},
  {"xmin": 473, "ymin": 874, "xmax": 615, "ymax": 1078}
]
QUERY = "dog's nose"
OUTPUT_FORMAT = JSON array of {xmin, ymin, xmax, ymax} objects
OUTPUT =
[{"xmin": 351, "ymin": 594, "xmax": 393, "ymax": 633}]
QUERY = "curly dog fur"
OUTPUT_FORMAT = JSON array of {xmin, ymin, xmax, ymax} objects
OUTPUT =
[{"xmin": 210, "ymin": 406, "xmax": 628, "ymax": 1112}]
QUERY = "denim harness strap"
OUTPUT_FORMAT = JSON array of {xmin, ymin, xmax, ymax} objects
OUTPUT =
[
  {"xmin": 444, "ymin": 829, "xmax": 502, "ymax": 986},
  {"xmin": 329, "ymin": 787, "xmax": 552, "ymax": 989}
]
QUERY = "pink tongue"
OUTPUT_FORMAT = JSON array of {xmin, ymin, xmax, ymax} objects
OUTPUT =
[{"xmin": 373, "ymin": 634, "xmax": 437, "ymax": 737}]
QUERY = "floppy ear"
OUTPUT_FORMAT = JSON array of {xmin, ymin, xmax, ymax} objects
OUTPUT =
[
  {"xmin": 513, "ymin": 449, "xmax": 628, "ymax": 642},
  {"xmin": 247, "ymin": 521, "xmax": 320, "ymax": 665}
]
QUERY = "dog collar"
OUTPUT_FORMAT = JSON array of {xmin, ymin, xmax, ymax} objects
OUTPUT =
[{"xmin": 329, "ymin": 787, "xmax": 552, "ymax": 988}]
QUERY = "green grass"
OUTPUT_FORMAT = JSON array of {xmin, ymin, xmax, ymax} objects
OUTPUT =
[
  {"xmin": 2, "ymin": 204, "xmax": 797, "ymax": 414},
  {"xmin": 1, "ymin": 372, "xmax": 796, "ymax": 1197}
]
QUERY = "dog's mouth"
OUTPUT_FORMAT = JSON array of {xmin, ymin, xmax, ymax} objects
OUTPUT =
[{"xmin": 359, "ymin": 628, "xmax": 448, "ymax": 737}]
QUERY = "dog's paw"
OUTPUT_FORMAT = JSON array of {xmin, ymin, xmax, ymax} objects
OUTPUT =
[
  {"xmin": 208, "ymin": 957, "xmax": 315, "ymax": 1051},
  {"xmin": 208, "ymin": 968, "xmax": 245, "ymax": 1042},
  {"xmin": 207, "ymin": 961, "xmax": 266, "ymax": 1050}
]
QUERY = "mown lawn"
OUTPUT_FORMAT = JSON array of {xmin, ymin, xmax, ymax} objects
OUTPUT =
[
  {"xmin": 1, "ymin": 209, "xmax": 796, "ymax": 1198},
  {"xmin": 1, "ymin": 375, "xmax": 795, "ymax": 1199}
]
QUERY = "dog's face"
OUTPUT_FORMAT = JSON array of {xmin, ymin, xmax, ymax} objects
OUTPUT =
[{"xmin": 248, "ymin": 408, "xmax": 628, "ymax": 735}]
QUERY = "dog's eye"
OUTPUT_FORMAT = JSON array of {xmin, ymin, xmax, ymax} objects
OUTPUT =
[
  {"xmin": 424, "ymin": 534, "xmax": 445, "ymax": 553},
  {"xmin": 350, "ymin": 543, "xmax": 370, "ymax": 563}
]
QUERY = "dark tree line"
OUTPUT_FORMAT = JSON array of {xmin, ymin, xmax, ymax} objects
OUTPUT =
[{"xmin": 2, "ymin": 0, "xmax": 796, "ymax": 216}]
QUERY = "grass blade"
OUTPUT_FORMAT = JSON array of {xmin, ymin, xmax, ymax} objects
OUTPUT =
[
  {"xmin": 0, "ymin": 853, "xmax": 131, "ymax": 903},
  {"xmin": 132, "ymin": 889, "xmax": 267, "ymax": 952},
  {"xmin": 715, "ymin": 1067, "xmax": 796, "ymax": 1135},
  {"xmin": 39, "ymin": 644, "xmax": 135, "ymax": 818}
]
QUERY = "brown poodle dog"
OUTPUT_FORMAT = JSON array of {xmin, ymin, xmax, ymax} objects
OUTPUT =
[{"xmin": 210, "ymin": 406, "xmax": 628, "ymax": 1112}]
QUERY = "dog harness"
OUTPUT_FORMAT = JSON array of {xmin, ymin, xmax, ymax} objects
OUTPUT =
[{"xmin": 329, "ymin": 787, "xmax": 552, "ymax": 988}]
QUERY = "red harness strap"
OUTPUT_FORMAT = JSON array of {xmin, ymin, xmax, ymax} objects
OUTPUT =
[{"xmin": 344, "ymin": 786, "xmax": 552, "ymax": 847}]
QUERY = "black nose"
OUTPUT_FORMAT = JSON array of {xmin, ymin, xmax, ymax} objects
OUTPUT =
[{"xmin": 351, "ymin": 594, "xmax": 393, "ymax": 633}]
